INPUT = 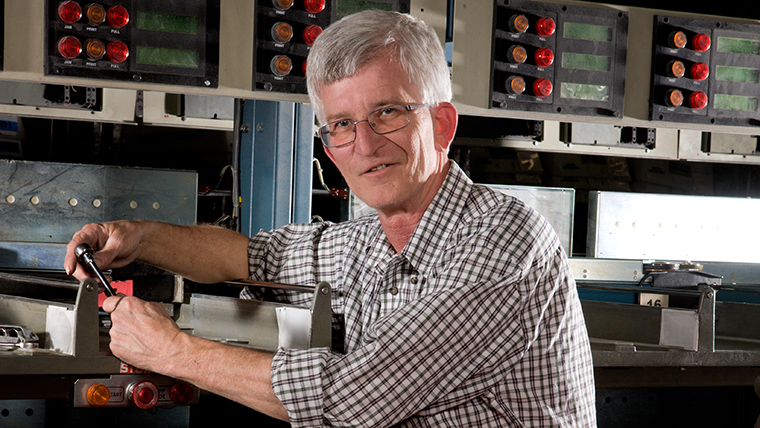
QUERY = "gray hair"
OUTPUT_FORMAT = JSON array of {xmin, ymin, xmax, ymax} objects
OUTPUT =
[{"xmin": 306, "ymin": 10, "xmax": 452, "ymax": 123}]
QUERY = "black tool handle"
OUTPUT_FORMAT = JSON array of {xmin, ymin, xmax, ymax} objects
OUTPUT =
[{"xmin": 75, "ymin": 243, "xmax": 117, "ymax": 297}]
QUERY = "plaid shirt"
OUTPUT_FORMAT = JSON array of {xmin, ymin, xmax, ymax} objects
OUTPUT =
[{"xmin": 241, "ymin": 162, "xmax": 596, "ymax": 427}]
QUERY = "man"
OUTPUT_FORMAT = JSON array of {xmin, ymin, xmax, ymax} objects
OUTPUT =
[{"xmin": 65, "ymin": 10, "xmax": 596, "ymax": 427}]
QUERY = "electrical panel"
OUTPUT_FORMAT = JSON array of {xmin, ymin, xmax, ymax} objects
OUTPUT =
[
  {"xmin": 650, "ymin": 15, "xmax": 760, "ymax": 128},
  {"xmin": 490, "ymin": 0, "xmax": 628, "ymax": 118},
  {"xmin": 45, "ymin": 0, "xmax": 220, "ymax": 88}
]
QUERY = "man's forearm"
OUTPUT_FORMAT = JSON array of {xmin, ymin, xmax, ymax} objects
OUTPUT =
[{"xmin": 163, "ymin": 332, "xmax": 289, "ymax": 421}]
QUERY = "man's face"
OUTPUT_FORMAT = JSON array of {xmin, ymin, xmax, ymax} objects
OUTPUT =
[{"xmin": 319, "ymin": 57, "xmax": 450, "ymax": 217}]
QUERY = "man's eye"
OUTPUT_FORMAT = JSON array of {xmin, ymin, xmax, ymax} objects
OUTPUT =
[
  {"xmin": 332, "ymin": 120, "xmax": 353, "ymax": 130},
  {"xmin": 380, "ymin": 106, "xmax": 401, "ymax": 116}
]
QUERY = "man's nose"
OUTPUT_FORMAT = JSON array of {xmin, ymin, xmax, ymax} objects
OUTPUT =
[{"xmin": 352, "ymin": 120, "xmax": 384, "ymax": 156}]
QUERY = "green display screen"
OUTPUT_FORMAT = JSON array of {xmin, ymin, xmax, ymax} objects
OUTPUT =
[
  {"xmin": 714, "ymin": 94, "xmax": 758, "ymax": 111},
  {"xmin": 137, "ymin": 12, "xmax": 200, "ymax": 35},
  {"xmin": 136, "ymin": 46, "xmax": 199, "ymax": 68},
  {"xmin": 560, "ymin": 82, "xmax": 610, "ymax": 101},
  {"xmin": 717, "ymin": 37, "xmax": 760, "ymax": 55},
  {"xmin": 716, "ymin": 65, "xmax": 759, "ymax": 83},
  {"xmin": 562, "ymin": 52, "xmax": 610, "ymax": 71},
  {"xmin": 337, "ymin": 0, "xmax": 392, "ymax": 16},
  {"xmin": 563, "ymin": 22, "xmax": 612, "ymax": 42}
]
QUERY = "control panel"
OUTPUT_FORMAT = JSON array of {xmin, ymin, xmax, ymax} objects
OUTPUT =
[
  {"xmin": 490, "ymin": 0, "xmax": 628, "ymax": 118},
  {"xmin": 650, "ymin": 15, "xmax": 760, "ymax": 128},
  {"xmin": 253, "ymin": 0, "xmax": 331, "ymax": 94},
  {"xmin": 45, "ymin": 0, "xmax": 220, "ymax": 88},
  {"xmin": 74, "ymin": 373, "xmax": 199, "ymax": 409}
]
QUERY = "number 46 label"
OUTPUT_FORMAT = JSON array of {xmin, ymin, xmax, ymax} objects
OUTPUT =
[{"xmin": 640, "ymin": 292, "xmax": 669, "ymax": 307}]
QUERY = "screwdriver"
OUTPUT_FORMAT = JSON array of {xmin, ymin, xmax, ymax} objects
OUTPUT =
[{"xmin": 75, "ymin": 243, "xmax": 117, "ymax": 297}]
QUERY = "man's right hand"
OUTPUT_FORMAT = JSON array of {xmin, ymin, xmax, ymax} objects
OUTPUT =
[{"xmin": 64, "ymin": 220, "xmax": 145, "ymax": 280}]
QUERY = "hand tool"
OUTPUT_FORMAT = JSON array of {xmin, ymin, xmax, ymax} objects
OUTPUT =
[{"xmin": 75, "ymin": 243, "xmax": 117, "ymax": 297}]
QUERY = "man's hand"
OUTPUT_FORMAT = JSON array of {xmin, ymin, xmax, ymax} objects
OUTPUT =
[
  {"xmin": 102, "ymin": 295, "xmax": 183, "ymax": 373},
  {"xmin": 64, "ymin": 221, "xmax": 144, "ymax": 280}
]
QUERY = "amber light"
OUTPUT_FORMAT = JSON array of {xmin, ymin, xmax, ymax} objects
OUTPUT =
[
  {"xmin": 534, "ymin": 48, "xmax": 554, "ymax": 68},
  {"xmin": 58, "ymin": 1, "xmax": 82, "ymax": 24},
  {"xmin": 689, "ymin": 91, "xmax": 708, "ymax": 109},
  {"xmin": 86, "ymin": 384, "xmax": 111, "ymax": 407},
  {"xmin": 505, "ymin": 75, "xmax": 526, "ymax": 95},
  {"xmin": 667, "ymin": 60, "xmax": 685, "ymax": 78},
  {"xmin": 665, "ymin": 88, "xmax": 684, "ymax": 107},
  {"xmin": 692, "ymin": 33, "xmax": 711, "ymax": 52},
  {"xmin": 304, "ymin": 0, "xmax": 325, "ymax": 14},
  {"xmin": 507, "ymin": 45, "xmax": 527, "ymax": 64},
  {"xmin": 533, "ymin": 78, "xmax": 553, "ymax": 98},
  {"xmin": 106, "ymin": 40, "xmax": 129, "ymax": 63},
  {"xmin": 271, "ymin": 55, "xmax": 293, "ymax": 76},
  {"xmin": 303, "ymin": 25, "xmax": 323, "ymax": 46},
  {"xmin": 86, "ymin": 3, "xmax": 106, "ymax": 25},
  {"xmin": 273, "ymin": 0, "xmax": 294, "ymax": 10},
  {"xmin": 668, "ymin": 31, "xmax": 687, "ymax": 49},
  {"xmin": 85, "ymin": 38, "xmax": 106, "ymax": 60},
  {"xmin": 58, "ymin": 36, "xmax": 82, "ymax": 59},
  {"xmin": 690, "ymin": 62, "xmax": 709, "ymax": 81},
  {"xmin": 106, "ymin": 5, "xmax": 129, "ymax": 29},
  {"xmin": 536, "ymin": 17, "xmax": 556, "ymax": 37},
  {"xmin": 509, "ymin": 14, "xmax": 529, "ymax": 33},
  {"xmin": 271, "ymin": 22, "xmax": 293, "ymax": 43}
]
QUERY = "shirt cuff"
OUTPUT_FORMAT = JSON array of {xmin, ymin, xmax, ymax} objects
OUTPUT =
[{"xmin": 271, "ymin": 347, "xmax": 333, "ymax": 427}]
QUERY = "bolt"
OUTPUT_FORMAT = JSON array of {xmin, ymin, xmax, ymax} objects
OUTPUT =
[{"xmin": 256, "ymin": 123, "xmax": 265, "ymax": 132}]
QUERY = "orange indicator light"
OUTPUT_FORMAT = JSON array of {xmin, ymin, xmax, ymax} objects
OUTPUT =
[
  {"xmin": 669, "ymin": 31, "xmax": 687, "ymax": 49},
  {"xmin": 58, "ymin": 1, "xmax": 82, "ymax": 24},
  {"xmin": 86, "ymin": 384, "xmax": 111, "ymax": 407},
  {"xmin": 58, "ymin": 36, "xmax": 82, "ymax": 59},
  {"xmin": 273, "ymin": 0, "xmax": 294, "ymax": 10},
  {"xmin": 86, "ymin": 3, "xmax": 106, "ymax": 25},
  {"xmin": 509, "ymin": 14, "xmax": 529, "ymax": 33},
  {"xmin": 508, "ymin": 45, "xmax": 527, "ymax": 64},
  {"xmin": 692, "ymin": 33, "xmax": 711, "ymax": 52},
  {"xmin": 665, "ymin": 89, "xmax": 683, "ymax": 107},
  {"xmin": 667, "ymin": 60, "xmax": 685, "ymax": 78},
  {"xmin": 271, "ymin": 55, "xmax": 293, "ymax": 76},
  {"xmin": 506, "ymin": 75, "xmax": 526, "ymax": 95},
  {"xmin": 85, "ymin": 38, "xmax": 106, "ymax": 60},
  {"xmin": 271, "ymin": 22, "xmax": 293, "ymax": 43}
]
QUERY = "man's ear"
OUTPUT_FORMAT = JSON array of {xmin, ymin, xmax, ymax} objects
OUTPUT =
[{"xmin": 432, "ymin": 102, "xmax": 458, "ymax": 153}]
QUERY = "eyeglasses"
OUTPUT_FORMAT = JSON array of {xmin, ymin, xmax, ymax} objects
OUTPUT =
[{"xmin": 317, "ymin": 103, "xmax": 428, "ymax": 148}]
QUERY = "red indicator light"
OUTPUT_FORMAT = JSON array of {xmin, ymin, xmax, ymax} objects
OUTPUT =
[
  {"xmin": 536, "ymin": 17, "xmax": 556, "ymax": 37},
  {"xmin": 507, "ymin": 45, "xmax": 527, "ymax": 64},
  {"xmin": 505, "ymin": 75, "xmax": 526, "ymax": 95},
  {"xmin": 302, "ymin": 59, "xmax": 308, "ymax": 75},
  {"xmin": 304, "ymin": 0, "xmax": 325, "ymax": 14},
  {"xmin": 303, "ymin": 25, "xmax": 323, "ymax": 46},
  {"xmin": 509, "ymin": 14, "xmax": 529, "ymax": 33},
  {"xmin": 688, "ymin": 91, "xmax": 708, "ymax": 109},
  {"xmin": 58, "ymin": 1, "xmax": 82, "ymax": 24},
  {"xmin": 106, "ymin": 5, "xmax": 129, "ymax": 29},
  {"xmin": 665, "ymin": 89, "xmax": 683, "ymax": 107},
  {"xmin": 692, "ymin": 33, "xmax": 711, "ymax": 52},
  {"xmin": 534, "ymin": 48, "xmax": 554, "ymax": 68},
  {"xmin": 667, "ymin": 60, "xmax": 685, "ymax": 78},
  {"xmin": 690, "ymin": 62, "xmax": 709, "ymax": 81},
  {"xmin": 533, "ymin": 78, "xmax": 552, "ymax": 98},
  {"xmin": 58, "ymin": 36, "xmax": 82, "ymax": 59},
  {"xmin": 128, "ymin": 381, "xmax": 159, "ymax": 410},
  {"xmin": 85, "ymin": 38, "xmax": 106, "ymax": 60},
  {"xmin": 170, "ymin": 383, "xmax": 195, "ymax": 405},
  {"xmin": 106, "ymin": 40, "xmax": 129, "ymax": 63},
  {"xmin": 271, "ymin": 55, "xmax": 293, "ymax": 76},
  {"xmin": 668, "ymin": 31, "xmax": 687, "ymax": 49},
  {"xmin": 86, "ymin": 3, "xmax": 106, "ymax": 25}
]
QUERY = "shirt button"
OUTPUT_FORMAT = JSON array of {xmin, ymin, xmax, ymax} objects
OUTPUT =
[
  {"xmin": 411, "ymin": 277, "xmax": 418, "ymax": 284},
  {"xmin": 389, "ymin": 286, "xmax": 398, "ymax": 295}
]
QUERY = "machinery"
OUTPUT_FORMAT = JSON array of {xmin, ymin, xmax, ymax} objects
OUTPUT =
[{"xmin": 0, "ymin": 0, "xmax": 759, "ymax": 426}]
